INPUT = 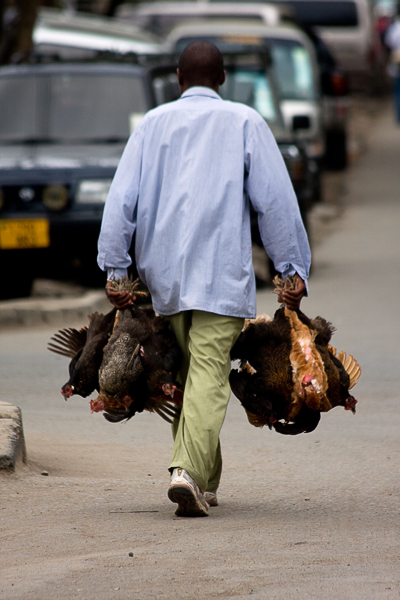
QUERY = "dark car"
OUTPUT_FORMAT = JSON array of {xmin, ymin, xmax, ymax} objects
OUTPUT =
[
  {"xmin": 0, "ymin": 54, "xmax": 311, "ymax": 297},
  {"xmin": 0, "ymin": 61, "xmax": 177, "ymax": 298}
]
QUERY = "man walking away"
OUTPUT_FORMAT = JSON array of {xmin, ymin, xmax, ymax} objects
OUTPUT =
[{"xmin": 98, "ymin": 42, "xmax": 311, "ymax": 517}]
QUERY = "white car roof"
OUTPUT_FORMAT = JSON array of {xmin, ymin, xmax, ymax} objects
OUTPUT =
[
  {"xmin": 165, "ymin": 20, "xmax": 315, "ymax": 48},
  {"xmin": 34, "ymin": 8, "xmax": 162, "ymax": 55},
  {"xmin": 120, "ymin": 2, "xmax": 289, "ymax": 26}
]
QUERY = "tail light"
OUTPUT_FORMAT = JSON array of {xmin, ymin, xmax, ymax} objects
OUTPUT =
[{"xmin": 330, "ymin": 71, "xmax": 349, "ymax": 97}]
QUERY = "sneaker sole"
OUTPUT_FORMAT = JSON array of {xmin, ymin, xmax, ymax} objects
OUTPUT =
[{"xmin": 168, "ymin": 484, "xmax": 209, "ymax": 517}]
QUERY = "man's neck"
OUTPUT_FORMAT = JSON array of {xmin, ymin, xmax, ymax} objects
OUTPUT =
[{"xmin": 179, "ymin": 83, "xmax": 220, "ymax": 95}]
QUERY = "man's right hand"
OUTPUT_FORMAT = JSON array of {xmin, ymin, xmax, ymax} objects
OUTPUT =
[
  {"xmin": 278, "ymin": 274, "xmax": 306, "ymax": 311},
  {"xmin": 105, "ymin": 280, "xmax": 135, "ymax": 309}
]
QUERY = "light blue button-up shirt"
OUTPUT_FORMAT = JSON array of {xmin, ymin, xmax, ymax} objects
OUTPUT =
[{"xmin": 98, "ymin": 87, "xmax": 311, "ymax": 318}]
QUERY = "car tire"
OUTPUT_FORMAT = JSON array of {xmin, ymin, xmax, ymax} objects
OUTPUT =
[{"xmin": 0, "ymin": 270, "xmax": 34, "ymax": 299}]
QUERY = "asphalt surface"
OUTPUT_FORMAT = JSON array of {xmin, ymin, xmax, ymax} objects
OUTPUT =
[{"xmin": 0, "ymin": 98, "xmax": 399, "ymax": 599}]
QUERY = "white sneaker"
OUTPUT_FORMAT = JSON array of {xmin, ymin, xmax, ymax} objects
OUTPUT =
[
  {"xmin": 204, "ymin": 491, "xmax": 218, "ymax": 507},
  {"xmin": 168, "ymin": 468, "xmax": 209, "ymax": 517}
]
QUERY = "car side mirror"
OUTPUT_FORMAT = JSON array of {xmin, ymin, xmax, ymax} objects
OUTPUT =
[{"xmin": 292, "ymin": 115, "xmax": 311, "ymax": 131}]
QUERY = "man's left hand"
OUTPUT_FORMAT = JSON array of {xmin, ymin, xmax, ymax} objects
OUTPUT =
[{"xmin": 105, "ymin": 280, "xmax": 135, "ymax": 309}]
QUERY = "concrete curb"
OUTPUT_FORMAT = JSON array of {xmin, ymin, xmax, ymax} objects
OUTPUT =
[
  {"xmin": 0, "ymin": 290, "xmax": 111, "ymax": 329},
  {"xmin": 0, "ymin": 402, "xmax": 27, "ymax": 471}
]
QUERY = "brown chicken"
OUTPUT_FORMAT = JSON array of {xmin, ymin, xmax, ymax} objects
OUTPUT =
[{"xmin": 230, "ymin": 276, "xmax": 361, "ymax": 435}]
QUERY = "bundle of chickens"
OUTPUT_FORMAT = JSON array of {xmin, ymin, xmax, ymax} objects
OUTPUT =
[
  {"xmin": 48, "ymin": 277, "xmax": 183, "ymax": 424},
  {"xmin": 229, "ymin": 275, "xmax": 362, "ymax": 435}
]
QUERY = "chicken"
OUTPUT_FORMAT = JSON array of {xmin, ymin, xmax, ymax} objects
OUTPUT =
[
  {"xmin": 48, "ymin": 308, "xmax": 116, "ymax": 399},
  {"xmin": 49, "ymin": 277, "xmax": 183, "ymax": 424},
  {"xmin": 230, "ymin": 276, "xmax": 361, "ymax": 435},
  {"xmin": 93, "ymin": 306, "xmax": 183, "ymax": 423},
  {"xmin": 139, "ymin": 315, "xmax": 183, "ymax": 399},
  {"xmin": 97, "ymin": 304, "xmax": 149, "ymax": 406},
  {"xmin": 98, "ymin": 373, "xmax": 182, "ymax": 425}
]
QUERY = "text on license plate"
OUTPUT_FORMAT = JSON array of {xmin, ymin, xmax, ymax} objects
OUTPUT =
[{"xmin": 0, "ymin": 219, "xmax": 50, "ymax": 249}]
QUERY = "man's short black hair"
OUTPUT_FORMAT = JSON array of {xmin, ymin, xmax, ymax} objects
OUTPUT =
[{"xmin": 178, "ymin": 41, "xmax": 224, "ymax": 88}]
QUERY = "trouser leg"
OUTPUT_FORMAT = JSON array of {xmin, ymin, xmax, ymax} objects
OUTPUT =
[{"xmin": 168, "ymin": 310, "xmax": 244, "ymax": 493}]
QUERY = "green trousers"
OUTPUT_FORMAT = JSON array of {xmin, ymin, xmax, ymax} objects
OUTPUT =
[{"xmin": 167, "ymin": 310, "xmax": 244, "ymax": 493}]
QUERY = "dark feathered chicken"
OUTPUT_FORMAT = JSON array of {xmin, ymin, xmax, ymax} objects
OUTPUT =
[
  {"xmin": 93, "ymin": 308, "xmax": 183, "ymax": 423},
  {"xmin": 49, "ymin": 277, "xmax": 183, "ymax": 424},
  {"xmin": 48, "ymin": 308, "xmax": 116, "ymax": 399},
  {"xmin": 230, "ymin": 277, "xmax": 361, "ymax": 435},
  {"xmin": 140, "ymin": 315, "xmax": 183, "ymax": 398},
  {"xmin": 97, "ymin": 304, "xmax": 149, "ymax": 404}
]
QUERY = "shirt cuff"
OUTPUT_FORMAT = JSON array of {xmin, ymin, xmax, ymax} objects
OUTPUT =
[{"xmin": 107, "ymin": 267, "xmax": 128, "ymax": 281}]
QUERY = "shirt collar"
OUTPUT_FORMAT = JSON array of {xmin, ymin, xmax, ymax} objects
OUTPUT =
[{"xmin": 180, "ymin": 86, "xmax": 221, "ymax": 100}]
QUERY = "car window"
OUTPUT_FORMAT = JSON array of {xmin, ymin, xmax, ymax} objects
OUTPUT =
[
  {"xmin": 0, "ymin": 72, "xmax": 148, "ymax": 143},
  {"xmin": 268, "ymin": 39, "xmax": 316, "ymax": 100},
  {"xmin": 0, "ymin": 76, "xmax": 40, "ymax": 141},
  {"xmin": 277, "ymin": 1, "xmax": 359, "ymax": 27},
  {"xmin": 220, "ymin": 69, "xmax": 280, "ymax": 125},
  {"xmin": 173, "ymin": 35, "xmax": 316, "ymax": 102},
  {"xmin": 48, "ymin": 74, "xmax": 148, "ymax": 141},
  {"xmin": 209, "ymin": 0, "xmax": 359, "ymax": 27},
  {"xmin": 152, "ymin": 73, "xmax": 180, "ymax": 105}
]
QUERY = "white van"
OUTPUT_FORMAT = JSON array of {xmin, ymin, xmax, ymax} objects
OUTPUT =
[{"xmin": 204, "ymin": 0, "xmax": 377, "ymax": 90}]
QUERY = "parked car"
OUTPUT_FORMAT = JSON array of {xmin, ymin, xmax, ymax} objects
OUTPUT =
[
  {"xmin": 164, "ymin": 20, "xmax": 325, "ymax": 198},
  {"xmin": 206, "ymin": 0, "xmax": 382, "ymax": 92},
  {"xmin": 33, "ymin": 7, "xmax": 162, "ymax": 60},
  {"xmin": 0, "ymin": 61, "xmax": 176, "ymax": 299}
]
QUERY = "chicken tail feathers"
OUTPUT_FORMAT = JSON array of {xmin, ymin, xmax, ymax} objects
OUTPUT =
[
  {"xmin": 327, "ymin": 345, "xmax": 362, "ymax": 390},
  {"xmin": 48, "ymin": 327, "xmax": 88, "ymax": 358}
]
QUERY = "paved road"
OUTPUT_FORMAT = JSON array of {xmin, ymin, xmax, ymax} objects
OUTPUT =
[{"xmin": 0, "ymin": 101, "xmax": 399, "ymax": 600}]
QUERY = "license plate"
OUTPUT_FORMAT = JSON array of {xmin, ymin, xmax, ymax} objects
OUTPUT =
[{"xmin": 0, "ymin": 218, "xmax": 50, "ymax": 249}]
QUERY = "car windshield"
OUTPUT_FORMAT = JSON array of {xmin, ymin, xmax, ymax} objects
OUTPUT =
[
  {"xmin": 268, "ymin": 38, "xmax": 316, "ymax": 101},
  {"xmin": 174, "ymin": 35, "xmax": 316, "ymax": 102},
  {"xmin": 0, "ymin": 72, "xmax": 148, "ymax": 143},
  {"xmin": 220, "ymin": 69, "xmax": 280, "ymax": 126}
]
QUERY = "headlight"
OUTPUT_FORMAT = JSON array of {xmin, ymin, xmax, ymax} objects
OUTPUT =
[
  {"xmin": 76, "ymin": 179, "xmax": 112, "ymax": 204},
  {"xmin": 42, "ymin": 185, "xmax": 68, "ymax": 211}
]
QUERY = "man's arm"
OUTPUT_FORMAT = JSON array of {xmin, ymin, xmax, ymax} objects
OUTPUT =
[
  {"xmin": 97, "ymin": 119, "xmax": 146, "ymax": 307},
  {"xmin": 245, "ymin": 115, "xmax": 311, "ymax": 309}
]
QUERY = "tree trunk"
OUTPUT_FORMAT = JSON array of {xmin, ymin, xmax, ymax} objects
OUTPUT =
[{"xmin": 12, "ymin": 0, "xmax": 40, "ymax": 62}]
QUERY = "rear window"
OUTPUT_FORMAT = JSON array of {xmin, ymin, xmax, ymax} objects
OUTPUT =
[
  {"xmin": 209, "ymin": 0, "xmax": 359, "ymax": 27},
  {"xmin": 221, "ymin": 69, "xmax": 280, "ymax": 125},
  {"xmin": 279, "ymin": 1, "xmax": 359, "ymax": 27},
  {"xmin": 173, "ymin": 36, "xmax": 316, "ymax": 101},
  {"xmin": 0, "ymin": 72, "xmax": 148, "ymax": 143},
  {"xmin": 268, "ymin": 38, "xmax": 316, "ymax": 100}
]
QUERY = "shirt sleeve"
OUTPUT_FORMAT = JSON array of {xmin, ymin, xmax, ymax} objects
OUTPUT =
[
  {"xmin": 97, "ymin": 119, "xmax": 146, "ymax": 274},
  {"xmin": 244, "ymin": 114, "xmax": 311, "ymax": 290}
]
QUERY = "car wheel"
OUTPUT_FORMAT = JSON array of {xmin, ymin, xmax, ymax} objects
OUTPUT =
[{"xmin": 0, "ymin": 270, "xmax": 34, "ymax": 299}]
